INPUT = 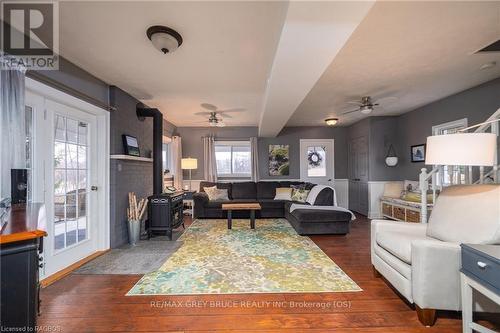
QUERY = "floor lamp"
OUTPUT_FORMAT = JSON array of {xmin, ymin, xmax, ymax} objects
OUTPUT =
[{"xmin": 181, "ymin": 158, "xmax": 198, "ymax": 191}]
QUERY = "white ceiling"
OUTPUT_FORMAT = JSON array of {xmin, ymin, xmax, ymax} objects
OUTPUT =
[
  {"xmin": 58, "ymin": 1, "xmax": 500, "ymax": 132},
  {"xmin": 287, "ymin": 1, "xmax": 500, "ymax": 126},
  {"xmin": 58, "ymin": 1, "xmax": 288, "ymax": 126},
  {"xmin": 258, "ymin": 1, "xmax": 374, "ymax": 137}
]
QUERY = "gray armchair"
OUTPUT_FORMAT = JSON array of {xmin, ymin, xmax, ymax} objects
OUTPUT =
[{"xmin": 371, "ymin": 184, "xmax": 500, "ymax": 326}]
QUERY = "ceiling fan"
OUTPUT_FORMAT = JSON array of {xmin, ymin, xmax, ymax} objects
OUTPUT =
[
  {"xmin": 342, "ymin": 96, "xmax": 397, "ymax": 115},
  {"xmin": 194, "ymin": 103, "xmax": 245, "ymax": 127},
  {"xmin": 206, "ymin": 112, "xmax": 225, "ymax": 127}
]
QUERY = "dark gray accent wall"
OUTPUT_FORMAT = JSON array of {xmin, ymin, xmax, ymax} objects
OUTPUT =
[
  {"xmin": 174, "ymin": 127, "xmax": 258, "ymax": 179},
  {"xmin": 30, "ymin": 57, "xmax": 110, "ymax": 107},
  {"xmin": 175, "ymin": 126, "xmax": 349, "ymax": 180},
  {"xmin": 109, "ymin": 87, "xmax": 156, "ymax": 247},
  {"xmin": 396, "ymin": 77, "xmax": 500, "ymax": 180},
  {"xmin": 369, "ymin": 117, "xmax": 399, "ymax": 181},
  {"xmin": 258, "ymin": 127, "xmax": 348, "ymax": 179},
  {"xmin": 109, "ymin": 87, "xmax": 176, "ymax": 247},
  {"xmin": 109, "ymin": 159, "xmax": 152, "ymax": 248}
]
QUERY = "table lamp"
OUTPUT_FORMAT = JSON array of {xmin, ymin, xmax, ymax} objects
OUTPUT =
[{"xmin": 181, "ymin": 158, "xmax": 198, "ymax": 191}]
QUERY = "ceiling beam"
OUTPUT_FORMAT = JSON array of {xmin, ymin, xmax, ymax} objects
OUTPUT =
[{"xmin": 258, "ymin": 1, "xmax": 375, "ymax": 137}]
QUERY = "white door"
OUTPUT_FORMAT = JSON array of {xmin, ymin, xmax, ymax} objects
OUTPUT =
[
  {"xmin": 300, "ymin": 139, "xmax": 335, "ymax": 185},
  {"xmin": 25, "ymin": 80, "xmax": 109, "ymax": 278},
  {"xmin": 46, "ymin": 100, "xmax": 99, "ymax": 275}
]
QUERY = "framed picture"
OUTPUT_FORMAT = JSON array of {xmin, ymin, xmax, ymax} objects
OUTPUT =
[
  {"xmin": 122, "ymin": 134, "xmax": 140, "ymax": 156},
  {"xmin": 268, "ymin": 144, "xmax": 289, "ymax": 176},
  {"xmin": 410, "ymin": 144, "xmax": 426, "ymax": 163}
]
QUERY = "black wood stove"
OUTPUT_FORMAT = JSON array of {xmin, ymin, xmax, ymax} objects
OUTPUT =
[
  {"xmin": 147, "ymin": 191, "xmax": 184, "ymax": 240},
  {"xmin": 136, "ymin": 104, "xmax": 184, "ymax": 240}
]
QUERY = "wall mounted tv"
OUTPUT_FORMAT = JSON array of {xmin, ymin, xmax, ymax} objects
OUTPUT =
[{"xmin": 122, "ymin": 135, "xmax": 140, "ymax": 156}]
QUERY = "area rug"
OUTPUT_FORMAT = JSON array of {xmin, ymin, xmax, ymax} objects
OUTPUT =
[
  {"xmin": 74, "ymin": 230, "xmax": 185, "ymax": 275},
  {"xmin": 127, "ymin": 219, "xmax": 361, "ymax": 295}
]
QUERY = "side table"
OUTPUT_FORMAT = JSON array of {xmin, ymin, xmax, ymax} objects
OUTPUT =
[
  {"xmin": 183, "ymin": 190, "xmax": 196, "ymax": 217},
  {"xmin": 460, "ymin": 244, "xmax": 500, "ymax": 333}
]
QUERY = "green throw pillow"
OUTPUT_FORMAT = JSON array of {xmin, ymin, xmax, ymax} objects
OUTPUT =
[{"xmin": 291, "ymin": 188, "xmax": 310, "ymax": 203}]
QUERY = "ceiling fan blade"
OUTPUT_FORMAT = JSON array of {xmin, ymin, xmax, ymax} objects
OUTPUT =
[
  {"xmin": 346, "ymin": 101, "xmax": 363, "ymax": 106},
  {"xmin": 220, "ymin": 113, "xmax": 232, "ymax": 119},
  {"xmin": 342, "ymin": 109, "xmax": 360, "ymax": 115},
  {"xmin": 218, "ymin": 108, "xmax": 245, "ymax": 113},
  {"xmin": 194, "ymin": 111, "xmax": 213, "ymax": 116},
  {"xmin": 200, "ymin": 103, "xmax": 217, "ymax": 111}
]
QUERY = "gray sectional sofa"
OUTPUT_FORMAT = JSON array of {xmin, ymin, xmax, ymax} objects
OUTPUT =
[{"xmin": 193, "ymin": 181, "xmax": 352, "ymax": 235}]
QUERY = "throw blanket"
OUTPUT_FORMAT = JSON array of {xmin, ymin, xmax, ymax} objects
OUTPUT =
[
  {"xmin": 289, "ymin": 203, "xmax": 357, "ymax": 221},
  {"xmin": 306, "ymin": 185, "xmax": 338, "ymax": 206}
]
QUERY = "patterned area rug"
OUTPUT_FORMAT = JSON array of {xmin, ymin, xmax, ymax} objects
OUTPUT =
[{"xmin": 127, "ymin": 219, "xmax": 361, "ymax": 295}]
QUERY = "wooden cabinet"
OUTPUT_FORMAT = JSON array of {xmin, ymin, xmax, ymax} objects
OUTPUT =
[{"xmin": 0, "ymin": 204, "xmax": 46, "ymax": 331}]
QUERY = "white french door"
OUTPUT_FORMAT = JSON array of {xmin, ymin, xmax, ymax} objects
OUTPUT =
[
  {"xmin": 299, "ymin": 139, "xmax": 335, "ymax": 185},
  {"xmin": 25, "ymin": 78, "xmax": 109, "ymax": 278}
]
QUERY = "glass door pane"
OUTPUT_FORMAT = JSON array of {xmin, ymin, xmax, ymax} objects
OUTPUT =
[
  {"xmin": 25, "ymin": 106, "xmax": 34, "ymax": 202},
  {"xmin": 307, "ymin": 146, "xmax": 327, "ymax": 177},
  {"xmin": 53, "ymin": 115, "xmax": 89, "ymax": 251}
]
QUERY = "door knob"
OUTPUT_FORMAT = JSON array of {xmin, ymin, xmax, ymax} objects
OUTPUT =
[{"xmin": 91, "ymin": 186, "xmax": 98, "ymax": 191}]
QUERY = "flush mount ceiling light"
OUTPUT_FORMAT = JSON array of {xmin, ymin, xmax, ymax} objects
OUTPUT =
[
  {"xmin": 146, "ymin": 25, "xmax": 183, "ymax": 54},
  {"xmin": 325, "ymin": 118, "xmax": 338, "ymax": 126}
]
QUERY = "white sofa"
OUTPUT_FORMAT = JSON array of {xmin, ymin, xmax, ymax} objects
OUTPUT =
[{"xmin": 371, "ymin": 184, "xmax": 500, "ymax": 326}]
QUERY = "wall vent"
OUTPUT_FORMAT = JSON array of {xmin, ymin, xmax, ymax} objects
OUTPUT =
[{"xmin": 476, "ymin": 39, "xmax": 500, "ymax": 53}]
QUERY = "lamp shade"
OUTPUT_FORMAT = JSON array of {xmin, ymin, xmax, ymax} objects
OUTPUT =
[
  {"xmin": 425, "ymin": 133, "xmax": 497, "ymax": 166},
  {"xmin": 181, "ymin": 158, "xmax": 198, "ymax": 170}
]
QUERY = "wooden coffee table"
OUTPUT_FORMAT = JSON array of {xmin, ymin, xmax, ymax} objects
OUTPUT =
[{"xmin": 221, "ymin": 203, "xmax": 261, "ymax": 229}]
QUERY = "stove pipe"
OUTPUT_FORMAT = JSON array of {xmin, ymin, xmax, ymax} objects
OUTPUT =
[{"xmin": 136, "ymin": 103, "xmax": 163, "ymax": 195}]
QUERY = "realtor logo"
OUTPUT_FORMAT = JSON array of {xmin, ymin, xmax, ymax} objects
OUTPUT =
[{"xmin": 1, "ymin": 1, "xmax": 59, "ymax": 70}]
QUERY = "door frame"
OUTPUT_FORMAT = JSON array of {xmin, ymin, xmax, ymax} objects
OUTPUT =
[
  {"xmin": 299, "ymin": 139, "xmax": 335, "ymax": 185},
  {"xmin": 26, "ymin": 78, "xmax": 110, "ymax": 278}
]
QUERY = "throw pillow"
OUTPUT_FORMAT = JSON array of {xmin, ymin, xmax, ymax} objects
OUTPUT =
[
  {"xmin": 204, "ymin": 186, "xmax": 229, "ymax": 201},
  {"xmin": 203, "ymin": 185, "xmax": 217, "ymax": 197},
  {"xmin": 274, "ymin": 187, "xmax": 292, "ymax": 200},
  {"xmin": 383, "ymin": 182, "xmax": 404, "ymax": 198},
  {"xmin": 291, "ymin": 183, "xmax": 307, "ymax": 190},
  {"xmin": 291, "ymin": 188, "xmax": 310, "ymax": 203}
]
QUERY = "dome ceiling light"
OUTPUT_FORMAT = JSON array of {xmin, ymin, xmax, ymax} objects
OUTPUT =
[
  {"xmin": 325, "ymin": 118, "xmax": 338, "ymax": 126},
  {"xmin": 146, "ymin": 25, "xmax": 183, "ymax": 54}
]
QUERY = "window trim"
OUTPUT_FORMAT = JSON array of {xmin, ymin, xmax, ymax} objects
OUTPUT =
[
  {"xmin": 214, "ymin": 140, "xmax": 252, "ymax": 178},
  {"xmin": 432, "ymin": 118, "xmax": 468, "ymax": 186},
  {"xmin": 432, "ymin": 118, "xmax": 468, "ymax": 135}
]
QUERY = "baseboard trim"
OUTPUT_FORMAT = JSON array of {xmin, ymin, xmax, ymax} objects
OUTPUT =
[{"xmin": 40, "ymin": 250, "xmax": 110, "ymax": 288}]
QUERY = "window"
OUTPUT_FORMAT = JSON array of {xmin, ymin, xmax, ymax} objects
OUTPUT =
[
  {"xmin": 307, "ymin": 146, "xmax": 326, "ymax": 177},
  {"xmin": 25, "ymin": 106, "xmax": 34, "ymax": 202},
  {"xmin": 54, "ymin": 115, "xmax": 89, "ymax": 250},
  {"xmin": 162, "ymin": 142, "xmax": 171, "ymax": 172},
  {"xmin": 432, "ymin": 118, "xmax": 468, "ymax": 186},
  {"xmin": 215, "ymin": 141, "xmax": 251, "ymax": 177}
]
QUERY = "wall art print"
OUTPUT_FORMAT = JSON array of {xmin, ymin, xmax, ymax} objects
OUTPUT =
[{"xmin": 268, "ymin": 144, "xmax": 289, "ymax": 176}]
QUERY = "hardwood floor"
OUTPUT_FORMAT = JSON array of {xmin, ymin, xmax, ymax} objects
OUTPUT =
[{"xmin": 39, "ymin": 215, "xmax": 465, "ymax": 332}]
